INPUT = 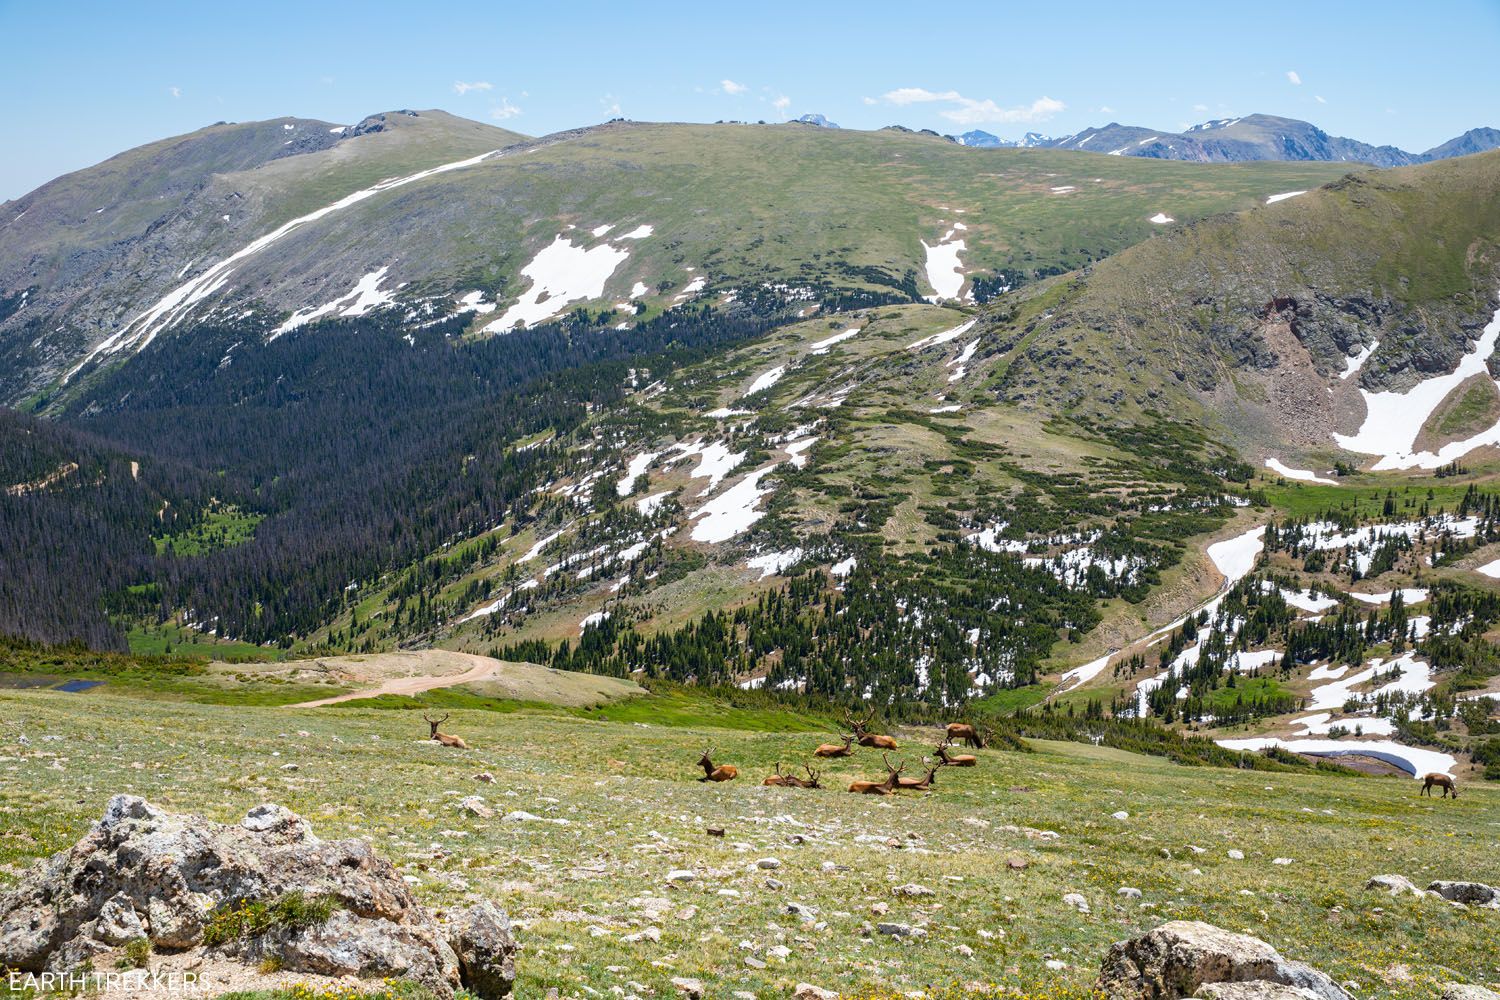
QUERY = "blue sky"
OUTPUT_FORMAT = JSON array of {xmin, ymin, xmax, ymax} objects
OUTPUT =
[{"xmin": 3, "ymin": 0, "xmax": 1498, "ymax": 200}]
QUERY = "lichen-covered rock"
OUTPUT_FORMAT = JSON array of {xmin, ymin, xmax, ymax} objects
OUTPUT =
[
  {"xmin": 1441, "ymin": 984, "xmax": 1500, "ymax": 1000},
  {"xmin": 447, "ymin": 901, "xmax": 517, "ymax": 1000},
  {"xmin": 1428, "ymin": 881, "xmax": 1500, "ymax": 907},
  {"xmin": 1198, "ymin": 982, "xmax": 1328, "ymax": 999},
  {"xmin": 1098, "ymin": 920, "xmax": 1349, "ymax": 1000},
  {"xmin": 0, "ymin": 795, "xmax": 516, "ymax": 999},
  {"xmin": 1364, "ymin": 874, "xmax": 1423, "ymax": 896}
]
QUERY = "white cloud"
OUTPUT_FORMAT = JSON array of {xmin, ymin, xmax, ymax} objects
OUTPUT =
[
  {"xmin": 601, "ymin": 93, "xmax": 622, "ymax": 117},
  {"xmin": 882, "ymin": 88, "xmax": 1065, "ymax": 126},
  {"xmin": 169, "ymin": 86, "xmax": 181, "ymax": 99},
  {"xmin": 1098, "ymin": 105, "xmax": 1113, "ymax": 113},
  {"xmin": 489, "ymin": 97, "xmax": 522, "ymax": 120},
  {"xmin": 1192, "ymin": 103, "xmax": 1208, "ymax": 112},
  {"xmin": 721, "ymin": 79, "xmax": 747, "ymax": 95},
  {"xmin": 1286, "ymin": 70, "xmax": 1302, "ymax": 85},
  {"xmin": 1315, "ymin": 94, "xmax": 1327, "ymax": 104},
  {"xmin": 772, "ymin": 95, "xmax": 791, "ymax": 116},
  {"xmin": 454, "ymin": 80, "xmax": 494, "ymax": 96},
  {"xmin": 862, "ymin": 96, "xmax": 878, "ymax": 105}
]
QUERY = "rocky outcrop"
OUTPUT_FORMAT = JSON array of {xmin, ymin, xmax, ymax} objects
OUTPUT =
[
  {"xmin": 1428, "ymin": 881, "xmax": 1500, "ymax": 907},
  {"xmin": 1098, "ymin": 920, "xmax": 1349, "ymax": 1000},
  {"xmin": 0, "ymin": 796, "xmax": 516, "ymax": 998}
]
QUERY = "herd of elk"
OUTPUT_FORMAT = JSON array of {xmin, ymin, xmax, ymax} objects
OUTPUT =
[
  {"xmin": 423, "ymin": 713, "xmax": 470, "ymax": 749},
  {"xmin": 697, "ymin": 748, "xmax": 739, "ymax": 782},
  {"xmin": 845, "ymin": 710, "xmax": 899, "ymax": 749},
  {"xmin": 693, "ymin": 718, "xmax": 991, "ymax": 794},
  {"xmin": 1422, "ymin": 772, "xmax": 1459, "ymax": 798}
]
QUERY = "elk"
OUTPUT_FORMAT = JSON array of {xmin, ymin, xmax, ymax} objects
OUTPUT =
[
  {"xmin": 697, "ymin": 748, "xmax": 738, "ymax": 782},
  {"xmin": 785, "ymin": 764, "xmax": 822, "ymax": 789},
  {"xmin": 763, "ymin": 762, "xmax": 793, "ymax": 787},
  {"xmin": 423, "ymin": 713, "xmax": 470, "ymax": 749},
  {"xmin": 934, "ymin": 739, "xmax": 976, "ymax": 767},
  {"xmin": 1421, "ymin": 772, "xmax": 1458, "ymax": 798},
  {"xmin": 814, "ymin": 734, "xmax": 855, "ymax": 758},
  {"xmin": 845, "ymin": 709, "xmax": 899, "ymax": 750},
  {"xmin": 945, "ymin": 722, "xmax": 988, "ymax": 748},
  {"xmin": 848, "ymin": 753, "xmax": 904, "ymax": 795},
  {"xmin": 896, "ymin": 759, "xmax": 941, "ymax": 790}
]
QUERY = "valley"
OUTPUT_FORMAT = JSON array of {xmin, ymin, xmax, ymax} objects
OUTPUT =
[{"xmin": 4, "ymin": 80, "xmax": 1500, "ymax": 1000}]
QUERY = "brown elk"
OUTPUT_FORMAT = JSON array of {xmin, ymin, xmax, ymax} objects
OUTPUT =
[
  {"xmin": 945, "ymin": 722, "xmax": 988, "ymax": 748},
  {"xmin": 848, "ymin": 753, "xmax": 904, "ymax": 795},
  {"xmin": 845, "ymin": 709, "xmax": 899, "ymax": 750},
  {"xmin": 763, "ymin": 762, "xmax": 793, "ymax": 787},
  {"xmin": 1421, "ymin": 772, "xmax": 1458, "ymax": 798},
  {"xmin": 423, "ymin": 713, "xmax": 470, "ymax": 749},
  {"xmin": 697, "ymin": 748, "xmax": 738, "ymax": 782},
  {"xmin": 814, "ymin": 733, "xmax": 855, "ymax": 758},
  {"xmin": 896, "ymin": 759, "xmax": 941, "ymax": 790},
  {"xmin": 784, "ymin": 764, "xmax": 822, "ymax": 789},
  {"xmin": 934, "ymin": 739, "xmax": 976, "ymax": 767}
]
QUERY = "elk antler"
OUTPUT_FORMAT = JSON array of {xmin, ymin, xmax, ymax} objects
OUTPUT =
[
  {"xmin": 423, "ymin": 712, "xmax": 450, "ymax": 725},
  {"xmin": 804, "ymin": 764, "xmax": 819, "ymax": 781},
  {"xmin": 882, "ymin": 752, "xmax": 904, "ymax": 775}
]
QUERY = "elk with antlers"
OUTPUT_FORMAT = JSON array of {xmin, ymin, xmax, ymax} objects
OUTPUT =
[
  {"xmin": 785, "ymin": 763, "xmax": 822, "ymax": 789},
  {"xmin": 934, "ymin": 739, "xmax": 976, "ymax": 767},
  {"xmin": 1421, "ymin": 772, "xmax": 1458, "ymax": 798},
  {"xmin": 423, "ymin": 713, "xmax": 470, "ymax": 749},
  {"xmin": 945, "ymin": 722, "xmax": 988, "ymax": 748},
  {"xmin": 896, "ymin": 759, "xmax": 941, "ymax": 790},
  {"xmin": 845, "ymin": 709, "xmax": 899, "ymax": 750},
  {"xmin": 848, "ymin": 753, "xmax": 904, "ymax": 795},
  {"xmin": 697, "ymin": 748, "xmax": 738, "ymax": 782},
  {"xmin": 763, "ymin": 762, "xmax": 793, "ymax": 787},
  {"xmin": 814, "ymin": 733, "xmax": 855, "ymax": 758}
]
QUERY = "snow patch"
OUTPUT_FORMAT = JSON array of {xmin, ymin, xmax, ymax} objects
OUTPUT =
[
  {"xmin": 1148, "ymin": 213, "xmax": 1174, "ymax": 225},
  {"xmin": 1264, "ymin": 458, "xmax": 1337, "ymax": 485},
  {"xmin": 1265, "ymin": 191, "xmax": 1307, "ymax": 205},
  {"xmin": 1334, "ymin": 296, "xmax": 1500, "ymax": 470},
  {"xmin": 484, "ymin": 235, "xmax": 630, "ymax": 333},
  {"xmin": 909, "ymin": 319, "xmax": 977, "ymax": 351}
]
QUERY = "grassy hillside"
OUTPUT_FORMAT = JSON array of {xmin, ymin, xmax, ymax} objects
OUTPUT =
[
  {"xmin": 989, "ymin": 150, "xmax": 1500, "ymax": 455},
  {"xmin": 1, "ymin": 684, "xmax": 1495, "ymax": 998}
]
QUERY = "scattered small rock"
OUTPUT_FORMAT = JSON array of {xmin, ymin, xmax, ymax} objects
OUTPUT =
[
  {"xmin": 793, "ymin": 984, "xmax": 838, "ymax": 1000},
  {"xmin": 1428, "ymin": 881, "xmax": 1500, "ymax": 907},
  {"xmin": 1098, "ymin": 920, "xmax": 1349, "ymax": 1000},
  {"xmin": 1063, "ymin": 892, "xmax": 1090, "ymax": 913},
  {"xmin": 893, "ymin": 883, "xmax": 934, "ymax": 898},
  {"xmin": 756, "ymin": 857, "xmax": 782, "ymax": 870},
  {"xmin": 670, "ymin": 976, "xmax": 705, "ymax": 998},
  {"xmin": 1118, "ymin": 887, "xmax": 1143, "ymax": 899}
]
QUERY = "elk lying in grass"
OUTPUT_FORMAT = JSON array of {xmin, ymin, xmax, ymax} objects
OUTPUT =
[
  {"xmin": 697, "ymin": 748, "xmax": 738, "ymax": 782},
  {"xmin": 845, "ymin": 709, "xmax": 899, "ymax": 750},
  {"xmin": 785, "ymin": 764, "xmax": 822, "ymax": 789},
  {"xmin": 423, "ymin": 713, "xmax": 470, "ymax": 749},
  {"xmin": 895, "ymin": 759, "xmax": 941, "ymax": 790},
  {"xmin": 945, "ymin": 722, "xmax": 988, "ymax": 748},
  {"xmin": 934, "ymin": 739, "xmax": 976, "ymax": 767},
  {"xmin": 848, "ymin": 753, "xmax": 904, "ymax": 795},
  {"xmin": 764, "ymin": 762, "xmax": 822, "ymax": 788},
  {"xmin": 763, "ymin": 762, "xmax": 793, "ymax": 786},
  {"xmin": 1422, "ymin": 772, "xmax": 1458, "ymax": 798},
  {"xmin": 814, "ymin": 734, "xmax": 855, "ymax": 757}
]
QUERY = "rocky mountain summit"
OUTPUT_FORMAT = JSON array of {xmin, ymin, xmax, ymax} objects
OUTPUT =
[{"xmin": 0, "ymin": 796, "xmax": 516, "ymax": 998}]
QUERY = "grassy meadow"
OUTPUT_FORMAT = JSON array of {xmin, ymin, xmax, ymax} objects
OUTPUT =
[{"xmin": 2, "ymin": 683, "xmax": 1497, "ymax": 999}]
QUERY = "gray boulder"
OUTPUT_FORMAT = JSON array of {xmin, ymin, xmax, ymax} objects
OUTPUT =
[
  {"xmin": 1441, "ymin": 985, "xmax": 1500, "ymax": 1000},
  {"xmin": 0, "ymin": 795, "xmax": 516, "ymax": 998},
  {"xmin": 1428, "ymin": 881, "xmax": 1500, "ymax": 907},
  {"xmin": 1099, "ymin": 920, "xmax": 1349, "ymax": 1000},
  {"xmin": 447, "ymin": 901, "xmax": 518, "ymax": 1000},
  {"xmin": 1198, "ymin": 983, "xmax": 1327, "ymax": 999},
  {"xmin": 1364, "ymin": 874, "xmax": 1423, "ymax": 896}
]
